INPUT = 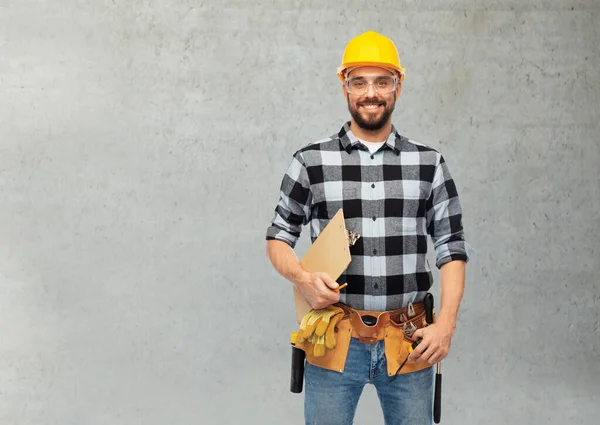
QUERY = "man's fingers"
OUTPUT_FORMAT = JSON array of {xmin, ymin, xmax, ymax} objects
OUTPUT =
[
  {"xmin": 406, "ymin": 323, "xmax": 452, "ymax": 364},
  {"xmin": 417, "ymin": 348, "xmax": 433, "ymax": 364},
  {"xmin": 408, "ymin": 338, "xmax": 428, "ymax": 361},
  {"xmin": 314, "ymin": 272, "xmax": 339, "ymax": 290},
  {"xmin": 418, "ymin": 343, "xmax": 446, "ymax": 364},
  {"xmin": 327, "ymin": 290, "xmax": 341, "ymax": 305},
  {"xmin": 311, "ymin": 288, "xmax": 340, "ymax": 309},
  {"xmin": 431, "ymin": 351, "xmax": 448, "ymax": 364},
  {"xmin": 323, "ymin": 277, "xmax": 340, "ymax": 290},
  {"xmin": 428, "ymin": 347, "xmax": 449, "ymax": 364}
]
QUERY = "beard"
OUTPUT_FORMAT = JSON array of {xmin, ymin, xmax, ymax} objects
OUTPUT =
[{"xmin": 348, "ymin": 93, "xmax": 396, "ymax": 131}]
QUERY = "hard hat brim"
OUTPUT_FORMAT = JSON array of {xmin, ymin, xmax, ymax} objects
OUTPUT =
[{"xmin": 337, "ymin": 62, "xmax": 406, "ymax": 82}]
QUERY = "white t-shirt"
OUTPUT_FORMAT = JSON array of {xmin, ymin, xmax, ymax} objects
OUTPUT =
[{"xmin": 359, "ymin": 139, "xmax": 386, "ymax": 154}]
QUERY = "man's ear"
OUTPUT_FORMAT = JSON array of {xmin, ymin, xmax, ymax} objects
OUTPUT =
[{"xmin": 342, "ymin": 82, "xmax": 348, "ymax": 99}]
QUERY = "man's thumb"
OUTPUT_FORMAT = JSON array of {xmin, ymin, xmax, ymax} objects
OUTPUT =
[
  {"xmin": 412, "ymin": 328, "xmax": 423, "ymax": 339},
  {"xmin": 321, "ymin": 274, "xmax": 339, "ymax": 290}
]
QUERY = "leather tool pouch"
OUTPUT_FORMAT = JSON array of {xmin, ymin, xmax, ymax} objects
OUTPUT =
[
  {"xmin": 295, "ymin": 317, "xmax": 353, "ymax": 373},
  {"xmin": 384, "ymin": 305, "xmax": 435, "ymax": 376},
  {"xmin": 294, "ymin": 303, "xmax": 435, "ymax": 375}
]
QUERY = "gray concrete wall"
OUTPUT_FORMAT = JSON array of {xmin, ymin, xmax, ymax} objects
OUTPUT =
[{"xmin": 1, "ymin": 0, "xmax": 598, "ymax": 424}]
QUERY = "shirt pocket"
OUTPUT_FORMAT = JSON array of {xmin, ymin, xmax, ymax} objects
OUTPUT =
[
  {"xmin": 401, "ymin": 181, "xmax": 429, "ymax": 200},
  {"xmin": 313, "ymin": 184, "xmax": 359, "ymax": 203},
  {"xmin": 391, "ymin": 217, "xmax": 419, "ymax": 235},
  {"xmin": 328, "ymin": 186, "xmax": 359, "ymax": 202},
  {"xmin": 387, "ymin": 180, "xmax": 430, "ymax": 201},
  {"xmin": 313, "ymin": 186, "xmax": 359, "ymax": 220}
]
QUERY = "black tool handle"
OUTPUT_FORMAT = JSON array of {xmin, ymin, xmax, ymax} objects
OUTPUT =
[
  {"xmin": 434, "ymin": 372, "xmax": 442, "ymax": 423},
  {"xmin": 424, "ymin": 293, "xmax": 434, "ymax": 324},
  {"xmin": 290, "ymin": 345, "xmax": 305, "ymax": 393}
]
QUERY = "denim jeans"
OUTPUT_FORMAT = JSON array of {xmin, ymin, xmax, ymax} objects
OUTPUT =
[{"xmin": 304, "ymin": 338, "xmax": 434, "ymax": 425}]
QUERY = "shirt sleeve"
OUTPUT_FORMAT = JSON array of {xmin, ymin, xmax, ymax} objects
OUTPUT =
[
  {"xmin": 265, "ymin": 151, "xmax": 312, "ymax": 249},
  {"xmin": 426, "ymin": 153, "xmax": 474, "ymax": 268}
]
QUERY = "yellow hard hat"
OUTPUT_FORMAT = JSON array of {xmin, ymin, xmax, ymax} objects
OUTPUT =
[{"xmin": 337, "ymin": 31, "xmax": 405, "ymax": 82}]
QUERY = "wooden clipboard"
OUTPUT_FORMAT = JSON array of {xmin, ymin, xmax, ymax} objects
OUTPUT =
[{"xmin": 294, "ymin": 209, "xmax": 352, "ymax": 323}]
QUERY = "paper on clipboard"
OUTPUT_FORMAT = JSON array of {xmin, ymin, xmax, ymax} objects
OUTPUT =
[{"xmin": 294, "ymin": 209, "xmax": 352, "ymax": 323}]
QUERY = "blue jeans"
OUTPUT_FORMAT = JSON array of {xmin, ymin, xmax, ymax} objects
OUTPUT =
[{"xmin": 304, "ymin": 338, "xmax": 434, "ymax": 425}]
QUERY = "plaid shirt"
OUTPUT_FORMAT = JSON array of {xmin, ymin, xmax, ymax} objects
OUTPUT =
[{"xmin": 266, "ymin": 122, "xmax": 473, "ymax": 311}]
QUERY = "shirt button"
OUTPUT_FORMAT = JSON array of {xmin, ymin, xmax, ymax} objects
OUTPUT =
[
  {"xmin": 374, "ymin": 284, "xmax": 379, "ymax": 289},
  {"xmin": 371, "ymin": 183, "xmax": 375, "ymax": 188},
  {"xmin": 370, "ymin": 155, "xmax": 374, "ymax": 159},
  {"xmin": 373, "ymin": 249, "xmax": 377, "ymax": 255},
  {"xmin": 372, "ymin": 216, "xmax": 376, "ymax": 221}
]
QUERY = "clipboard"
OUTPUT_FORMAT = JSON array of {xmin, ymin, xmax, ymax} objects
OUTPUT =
[{"xmin": 294, "ymin": 209, "xmax": 352, "ymax": 323}]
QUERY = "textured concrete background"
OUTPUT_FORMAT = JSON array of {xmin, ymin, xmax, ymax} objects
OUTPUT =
[{"xmin": 1, "ymin": 1, "xmax": 599, "ymax": 424}]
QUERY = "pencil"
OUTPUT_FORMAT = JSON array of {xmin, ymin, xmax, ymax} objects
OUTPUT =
[{"xmin": 334, "ymin": 283, "xmax": 348, "ymax": 292}]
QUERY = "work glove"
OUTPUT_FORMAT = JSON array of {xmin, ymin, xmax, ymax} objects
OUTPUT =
[{"xmin": 297, "ymin": 306, "xmax": 345, "ymax": 357}]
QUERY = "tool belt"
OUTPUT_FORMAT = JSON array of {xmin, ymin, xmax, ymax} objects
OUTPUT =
[{"xmin": 294, "ymin": 302, "xmax": 435, "ymax": 376}]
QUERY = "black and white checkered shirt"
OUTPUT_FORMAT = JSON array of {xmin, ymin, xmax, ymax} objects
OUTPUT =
[{"xmin": 266, "ymin": 122, "xmax": 473, "ymax": 311}]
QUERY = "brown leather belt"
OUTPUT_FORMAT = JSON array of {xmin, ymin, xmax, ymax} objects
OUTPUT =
[{"xmin": 336, "ymin": 302, "xmax": 427, "ymax": 344}]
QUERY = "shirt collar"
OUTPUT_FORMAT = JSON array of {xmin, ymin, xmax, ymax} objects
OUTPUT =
[{"xmin": 338, "ymin": 121, "xmax": 404, "ymax": 155}]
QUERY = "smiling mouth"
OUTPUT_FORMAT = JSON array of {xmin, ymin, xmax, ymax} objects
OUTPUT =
[{"xmin": 360, "ymin": 103, "xmax": 383, "ymax": 111}]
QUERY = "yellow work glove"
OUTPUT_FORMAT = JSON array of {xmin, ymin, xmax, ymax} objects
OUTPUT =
[{"xmin": 297, "ymin": 306, "xmax": 344, "ymax": 357}]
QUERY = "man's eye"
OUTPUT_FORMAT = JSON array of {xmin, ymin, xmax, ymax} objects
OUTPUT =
[{"xmin": 351, "ymin": 81, "xmax": 365, "ymax": 87}]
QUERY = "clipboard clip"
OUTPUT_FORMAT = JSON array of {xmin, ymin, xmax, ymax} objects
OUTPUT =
[{"xmin": 346, "ymin": 229, "xmax": 361, "ymax": 247}]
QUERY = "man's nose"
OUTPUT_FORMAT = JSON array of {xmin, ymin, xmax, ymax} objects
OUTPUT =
[{"xmin": 365, "ymin": 82, "xmax": 377, "ymax": 96}]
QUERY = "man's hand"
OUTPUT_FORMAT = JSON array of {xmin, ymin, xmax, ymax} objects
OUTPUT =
[
  {"xmin": 408, "ymin": 322, "xmax": 455, "ymax": 365},
  {"xmin": 295, "ymin": 271, "xmax": 341, "ymax": 309}
]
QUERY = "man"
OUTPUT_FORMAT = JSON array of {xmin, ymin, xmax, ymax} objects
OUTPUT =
[{"xmin": 265, "ymin": 31, "xmax": 473, "ymax": 425}]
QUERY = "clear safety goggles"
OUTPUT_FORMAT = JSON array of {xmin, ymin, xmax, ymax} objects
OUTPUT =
[{"xmin": 344, "ymin": 75, "xmax": 398, "ymax": 95}]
